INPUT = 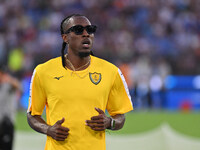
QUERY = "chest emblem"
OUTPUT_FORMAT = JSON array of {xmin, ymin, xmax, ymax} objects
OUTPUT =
[{"xmin": 89, "ymin": 72, "xmax": 101, "ymax": 85}]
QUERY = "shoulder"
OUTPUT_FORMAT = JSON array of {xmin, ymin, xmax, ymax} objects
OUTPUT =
[
  {"xmin": 91, "ymin": 56, "xmax": 118, "ymax": 72},
  {"xmin": 34, "ymin": 57, "xmax": 62, "ymax": 74}
]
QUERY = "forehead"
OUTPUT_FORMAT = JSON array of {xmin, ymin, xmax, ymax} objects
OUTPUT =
[{"xmin": 67, "ymin": 16, "xmax": 91, "ymax": 28}]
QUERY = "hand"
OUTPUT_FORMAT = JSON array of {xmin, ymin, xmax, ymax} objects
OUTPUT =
[
  {"xmin": 85, "ymin": 108, "xmax": 111, "ymax": 131},
  {"xmin": 47, "ymin": 118, "xmax": 70, "ymax": 141}
]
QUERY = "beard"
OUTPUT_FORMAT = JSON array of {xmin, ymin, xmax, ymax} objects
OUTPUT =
[{"xmin": 78, "ymin": 51, "xmax": 91, "ymax": 58}]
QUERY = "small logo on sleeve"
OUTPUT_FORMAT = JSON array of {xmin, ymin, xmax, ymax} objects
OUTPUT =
[
  {"xmin": 54, "ymin": 76, "xmax": 64, "ymax": 80},
  {"xmin": 89, "ymin": 72, "xmax": 101, "ymax": 85}
]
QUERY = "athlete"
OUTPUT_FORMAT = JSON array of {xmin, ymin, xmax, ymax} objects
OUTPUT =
[{"xmin": 27, "ymin": 14, "xmax": 133, "ymax": 150}]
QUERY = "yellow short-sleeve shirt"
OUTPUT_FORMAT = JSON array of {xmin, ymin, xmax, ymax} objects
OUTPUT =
[{"xmin": 27, "ymin": 55, "xmax": 133, "ymax": 150}]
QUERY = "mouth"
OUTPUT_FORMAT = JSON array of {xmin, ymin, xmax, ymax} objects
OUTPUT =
[{"xmin": 82, "ymin": 39, "xmax": 91, "ymax": 49}]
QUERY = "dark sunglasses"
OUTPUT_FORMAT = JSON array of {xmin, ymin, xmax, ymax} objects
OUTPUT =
[{"xmin": 65, "ymin": 25, "xmax": 97, "ymax": 35}]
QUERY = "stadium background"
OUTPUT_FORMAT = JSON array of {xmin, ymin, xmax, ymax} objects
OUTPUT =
[{"xmin": 0, "ymin": 0, "xmax": 200, "ymax": 149}]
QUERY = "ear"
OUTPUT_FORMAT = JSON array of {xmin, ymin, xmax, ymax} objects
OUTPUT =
[{"xmin": 62, "ymin": 34, "xmax": 69, "ymax": 44}]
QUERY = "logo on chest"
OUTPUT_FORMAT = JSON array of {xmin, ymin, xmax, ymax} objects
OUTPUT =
[
  {"xmin": 89, "ymin": 72, "xmax": 101, "ymax": 85},
  {"xmin": 54, "ymin": 76, "xmax": 64, "ymax": 80}
]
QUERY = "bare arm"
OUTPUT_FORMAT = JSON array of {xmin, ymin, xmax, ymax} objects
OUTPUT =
[
  {"xmin": 27, "ymin": 112, "xmax": 70, "ymax": 141},
  {"xmin": 86, "ymin": 107, "xmax": 125, "ymax": 131},
  {"xmin": 27, "ymin": 112, "xmax": 49, "ymax": 134}
]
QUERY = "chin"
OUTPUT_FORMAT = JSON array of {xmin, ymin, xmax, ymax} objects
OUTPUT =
[{"xmin": 78, "ymin": 51, "xmax": 91, "ymax": 58}]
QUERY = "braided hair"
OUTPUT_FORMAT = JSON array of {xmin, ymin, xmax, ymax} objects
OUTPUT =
[
  {"xmin": 60, "ymin": 14, "xmax": 94, "ymax": 68},
  {"xmin": 60, "ymin": 14, "xmax": 83, "ymax": 68}
]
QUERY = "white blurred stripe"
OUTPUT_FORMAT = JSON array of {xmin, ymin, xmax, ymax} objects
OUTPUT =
[
  {"xmin": 27, "ymin": 69, "xmax": 36, "ymax": 113},
  {"xmin": 118, "ymin": 68, "xmax": 132, "ymax": 106}
]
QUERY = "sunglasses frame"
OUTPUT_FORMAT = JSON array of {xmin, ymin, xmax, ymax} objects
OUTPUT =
[{"xmin": 65, "ymin": 25, "xmax": 97, "ymax": 35}]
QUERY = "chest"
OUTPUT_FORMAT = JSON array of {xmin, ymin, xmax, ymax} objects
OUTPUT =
[{"xmin": 42, "ymin": 71, "xmax": 113, "ymax": 105}]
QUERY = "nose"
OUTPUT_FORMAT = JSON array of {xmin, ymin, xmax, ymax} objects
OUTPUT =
[{"xmin": 82, "ymin": 29, "xmax": 89, "ymax": 37}]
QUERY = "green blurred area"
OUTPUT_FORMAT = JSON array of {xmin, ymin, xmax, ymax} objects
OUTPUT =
[{"xmin": 15, "ymin": 111, "xmax": 200, "ymax": 138}]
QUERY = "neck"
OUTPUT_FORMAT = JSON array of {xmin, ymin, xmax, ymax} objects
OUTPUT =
[{"xmin": 65, "ymin": 54, "xmax": 91, "ymax": 71}]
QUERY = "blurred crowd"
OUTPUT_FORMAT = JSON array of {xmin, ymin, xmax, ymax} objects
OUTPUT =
[{"xmin": 1, "ymin": 0, "xmax": 200, "ymax": 109}]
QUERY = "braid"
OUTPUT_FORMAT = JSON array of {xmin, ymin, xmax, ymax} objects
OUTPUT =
[
  {"xmin": 61, "ymin": 42, "xmax": 67, "ymax": 68},
  {"xmin": 60, "ymin": 14, "xmax": 95, "ymax": 68},
  {"xmin": 90, "ymin": 51, "xmax": 94, "ymax": 56},
  {"xmin": 60, "ymin": 14, "xmax": 84, "ymax": 68}
]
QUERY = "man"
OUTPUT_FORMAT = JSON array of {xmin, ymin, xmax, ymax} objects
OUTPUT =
[
  {"xmin": 0, "ymin": 65, "xmax": 22, "ymax": 150},
  {"xmin": 27, "ymin": 14, "xmax": 133, "ymax": 150}
]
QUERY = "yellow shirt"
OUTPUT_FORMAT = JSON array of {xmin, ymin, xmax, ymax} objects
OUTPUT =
[{"xmin": 27, "ymin": 55, "xmax": 133, "ymax": 150}]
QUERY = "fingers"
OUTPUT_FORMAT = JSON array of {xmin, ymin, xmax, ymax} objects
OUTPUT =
[
  {"xmin": 59, "ymin": 126, "xmax": 70, "ymax": 132},
  {"xmin": 53, "ymin": 130, "xmax": 69, "ymax": 140},
  {"xmin": 53, "ymin": 133, "xmax": 69, "ymax": 141},
  {"xmin": 91, "ymin": 108, "xmax": 105, "ymax": 120},
  {"xmin": 86, "ymin": 108, "xmax": 108, "ymax": 131},
  {"xmin": 90, "ymin": 115, "xmax": 103, "ymax": 120},
  {"xmin": 86, "ymin": 122, "xmax": 106, "ymax": 131},
  {"xmin": 48, "ymin": 126, "xmax": 70, "ymax": 141},
  {"xmin": 95, "ymin": 107, "xmax": 104, "ymax": 114},
  {"xmin": 91, "ymin": 127, "xmax": 106, "ymax": 131},
  {"xmin": 86, "ymin": 119, "xmax": 104, "ymax": 124},
  {"xmin": 86, "ymin": 123, "xmax": 105, "ymax": 128},
  {"xmin": 55, "ymin": 137, "xmax": 67, "ymax": 141},
  {"xmin": 48, "ymin": 117, "xmax": 70, "ymax": 141},
  {"xmin": 55, "ymin": 118, "xmax": 69, "ymax": 132},
  {"xmin": 55, "ymin": 118, "xmax": 69, "ymax": 133},
  {"xmin": 56, "ymin": 117, "xmax": 65, "ymax": 125},
  {"xmin": 55, "ymin": 129, "xmax": 69, "ymax": 136}
]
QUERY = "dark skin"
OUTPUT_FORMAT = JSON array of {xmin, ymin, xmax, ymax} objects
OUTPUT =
[
  {"xmin": 62, "ymin": 16, "xmax": 94, "ymax": 70},
  {"xmin": 27, "ymin": 113, "xmax": 69, "ymax": 141},
  {"xmin": 27, "ymin": 16, "xmax": 126, "ymax": 141},
  {"xmin": 86, "ymin": 108, "xmax": 125, "ymax": 131}
]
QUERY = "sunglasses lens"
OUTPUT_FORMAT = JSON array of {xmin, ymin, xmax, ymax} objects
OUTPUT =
[
  {"xmin": 86, "ymin": 25, "xmax": 96, "ymax": 34},
  {"xmin": 66, "ymin": 25, "xmax": 97, "ymax": 35},
  {"xmin": 73, "ymin": 25, "xmax": 84, "ymax": 35}
]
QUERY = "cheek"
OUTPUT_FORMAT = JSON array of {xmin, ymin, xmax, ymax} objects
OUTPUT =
[{"xmin": 70, "ymin": 37, "xmax": 80, "ymax": 46}]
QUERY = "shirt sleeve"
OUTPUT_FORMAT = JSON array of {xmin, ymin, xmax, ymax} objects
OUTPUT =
[
  {"xmin": 106, "ymin": 68, "xmax": 133, "ymax": 116},
  {"xmin": 27, "ymin": 67, "xmax": 47, "ymax": 115}
]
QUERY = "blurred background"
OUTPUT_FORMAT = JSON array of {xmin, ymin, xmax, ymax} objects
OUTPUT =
[{"xmin": 0, "ymin": 0, "xmax": 200, "ymax": 150}]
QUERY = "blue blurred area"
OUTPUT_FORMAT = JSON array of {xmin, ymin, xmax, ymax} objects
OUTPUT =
[
  {"xmin": 165, "ymin": 76, "xmax": 200, "ymax": 90},
  {"xmin": 132, "ymin": 75, "xmax": 200, "ymax": 111},
  {"xmin": 164, "ymin": 75, "xmax": 200, "ymax": 110},
  {"xmin": 20, "ymin": 76, "xmax": 31, "ymax": 109},
  {"xmin": 165, "ymin": 90, "xmax": 200, "ymax": 110}
]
